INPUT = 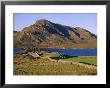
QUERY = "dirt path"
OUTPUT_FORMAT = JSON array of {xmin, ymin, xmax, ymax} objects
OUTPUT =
[{"xmin": 49, "ymin": 58, "xmax": 97, "ymax": 69}]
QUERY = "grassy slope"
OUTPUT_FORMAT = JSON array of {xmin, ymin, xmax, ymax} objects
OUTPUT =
[{"xmin": 14, "ymin": 53, "xmax": 97, "ymax": 75}]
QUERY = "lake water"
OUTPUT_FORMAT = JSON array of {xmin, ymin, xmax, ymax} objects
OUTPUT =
[
  {"xmin": 14, "ymin": 48, "xmax": 24, "ymax": 53},
  {"xmin": 14, "ymin": 48, "xmax": 97, "ymax": 56},
  {"xmin": 41, "ymin": 48, "xmax": 97, "ymax": 56}
]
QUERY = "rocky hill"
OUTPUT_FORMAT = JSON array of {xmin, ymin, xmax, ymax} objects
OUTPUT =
[{"xmin": 14, "ymin": 19, "xmax": 97, "ymax": 48}]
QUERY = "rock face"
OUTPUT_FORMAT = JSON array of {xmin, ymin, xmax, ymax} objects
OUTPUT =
[{"xmin": 14, "ymin": 19, "xmax": 97, "ymax": 48}]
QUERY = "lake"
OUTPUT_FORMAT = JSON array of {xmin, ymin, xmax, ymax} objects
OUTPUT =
[
  {"xmin": 41, "ymin": 48, "xmax": 97, "ymax": 56},
  {"xmin": 14, "ymin": 48, "xmax": 97, "ymax": 56},
  {"xmin": 14, "ymin": 48, "xmax": 24, "ymax": 53}
]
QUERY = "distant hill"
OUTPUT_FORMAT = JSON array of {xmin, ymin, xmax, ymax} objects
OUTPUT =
[{"xmin": 14, "ymin": 19, "xmax": 97, "ymax": 48}]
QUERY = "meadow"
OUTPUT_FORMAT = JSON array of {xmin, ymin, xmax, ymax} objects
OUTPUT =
[
  {"xmin": 51, "ymin": 55, "xmax": 97, "ymax": 66},
  {"xmin": 14, "ymin": 52, "xmax": 97, "ymax": 75},
  {"xmin": 62, "ymin": 57, "xmax": 97, "ymax": 66}
]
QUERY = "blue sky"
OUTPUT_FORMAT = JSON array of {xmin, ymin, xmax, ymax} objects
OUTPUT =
[{"xmin": 14, "ymin": 13, "xmax": 97, "ymax": 34}]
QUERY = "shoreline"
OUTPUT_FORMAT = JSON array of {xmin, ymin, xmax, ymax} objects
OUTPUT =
[{"xmin": 40, "ymin": 47, "xmax": 97, "ymax": 49}]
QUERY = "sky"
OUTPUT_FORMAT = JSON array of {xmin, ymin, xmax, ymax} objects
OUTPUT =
[{"xmin": 14, "ymin": 13, "xmax": 97, "ymax": 34}]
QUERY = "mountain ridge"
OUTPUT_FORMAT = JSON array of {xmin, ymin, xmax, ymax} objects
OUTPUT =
[{"xmin": 14, "ymin": 19, "xmax": 97, "ymax": 48}]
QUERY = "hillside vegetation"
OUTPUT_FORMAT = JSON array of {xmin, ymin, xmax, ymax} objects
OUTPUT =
[
  {"xmin": 14, "ymin": 19, "xmax": 97, "ymax": 48},
  {"xmin": 14, "ymin": 53, "xmax": 97, "ymax": 75}
]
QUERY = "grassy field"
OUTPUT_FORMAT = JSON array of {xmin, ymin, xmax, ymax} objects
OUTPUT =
[
  {"xmin": 61, "ymin": 57, "xmax": 97, "ymax": 66},
  {"xmin": 51, "ymin": 55, "xmax": 97, "ymax": 66},
  {"xmin": 14, "ymin": 53, "xmax": 97, "ymax": 75}
]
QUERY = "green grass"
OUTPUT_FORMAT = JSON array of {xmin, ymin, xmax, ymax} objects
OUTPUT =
[
  {"xmin": 61, "ymin": 57, "xmax": 97, "ymax": 65},
  {"xmin": 50, "ymin": 55, "xmax": 97, "ymax": 66}
]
